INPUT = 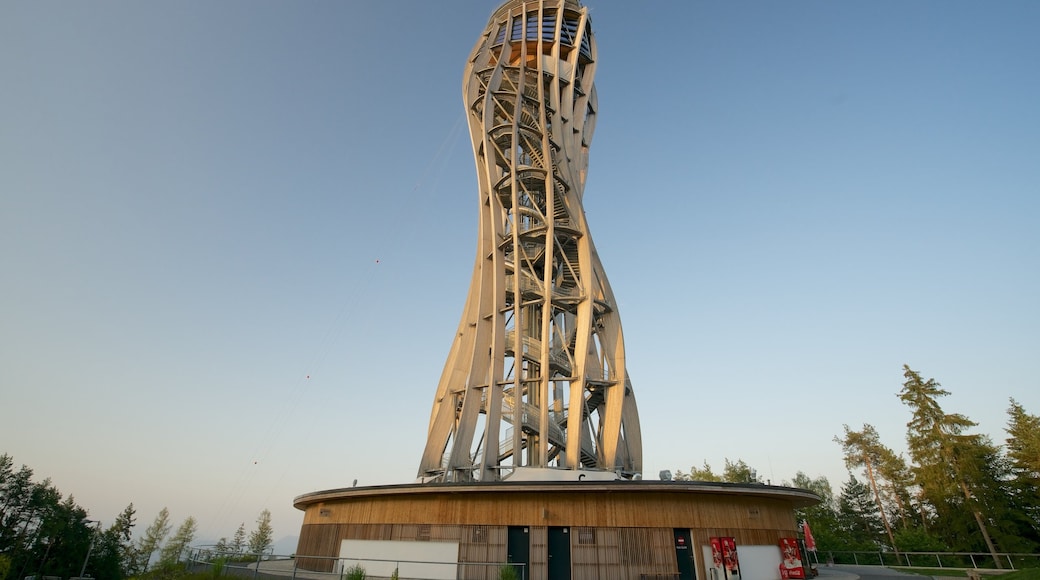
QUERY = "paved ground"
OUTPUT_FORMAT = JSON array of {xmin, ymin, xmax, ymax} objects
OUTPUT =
[
  {"xmin": 824, "ymin": 563, "xmax": 962, "ymax": 580},
  {"xmin": 229, "ymin": 558, "xmax": 967, "ymax": 580},
  {"xmin": 828, "ymin": 564, "xmax": 916, "ymax": 577},
  {"xmin": 817, "ymin": 564, "xmax": 862, "ymax": 580}
]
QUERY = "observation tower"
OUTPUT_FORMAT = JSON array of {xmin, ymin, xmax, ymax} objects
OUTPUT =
[
  {"xmin": 417, "ymin": 0, "xmax": 641, "ymax": 484},
  {"xmin": 293, "ymin": 3, "xmax": 819, "ymax": 578}
]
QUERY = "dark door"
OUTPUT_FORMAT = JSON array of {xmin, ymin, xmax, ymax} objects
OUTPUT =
[
  {"xmin": 548, "ymin": 526, "xmax": 571, "ymax": 580},
  {"xmin": 508, "ymin": 526, "xmax": 530, "ymax": 580},
  {"xmin": 674, "ymin": 528, "xmax": 696, "ymax": 580}
]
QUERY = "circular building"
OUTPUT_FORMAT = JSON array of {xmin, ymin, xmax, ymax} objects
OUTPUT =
[{"xmin": 294, "ymin": 478, "xmax": 818, "ymax": 580}]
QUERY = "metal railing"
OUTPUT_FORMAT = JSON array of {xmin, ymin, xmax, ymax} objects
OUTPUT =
[
  {"xmin": 187, "ymin": 548, "xmax": 527, "ymax": 580},
  {"xmin": 822, "ymin": 550, "xmax": 1040, "ymax": 571}
]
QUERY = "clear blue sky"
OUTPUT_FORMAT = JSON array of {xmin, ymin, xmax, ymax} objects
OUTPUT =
[{"xmin": 2, "ymin": 0, "xmax": 1038, "ymax": 545}]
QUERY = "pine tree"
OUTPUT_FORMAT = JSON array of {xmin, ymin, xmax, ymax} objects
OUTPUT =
[
  {"xmin": 836, "ymin": 474, "xmax": 885, "ymax": 549},
  {"xmin": 898, "ymin": 365, "xmax": 1005, "ymax": 563},
  {"xmin": 0, "ymin": 456, "xmax": 116, "ymax": 578},
  {"xmin": 1005, "ymin": 399, "xmax": 1040, "ymax": 541},
  {"xmin": 231, "ymin": 522, "xmax": 246, "ymax": 555},
  {"xmin": 113, "ymin": 503, "xmax": 137, "ymax": 572},
  {"xmin": 37, "ymin": 495, "xmax": 90, "ymax": 579},
  {"xmin": 0, "ymin": 458, "xmax": 36, "ymax": 552},
  {"xmin": 248, "ymin": 509, "xmax": 274, "ymax": 555},
  {"xmin": 91, "ymin": 503, "xmax": 137, "ymax": 579},
  {"xmin": 4, "ymin": 473, "xmax": 62, "ymax": 576},
  {"xmin": 836, "ymin": 424, "xmax": 899, "ymax": 554},
  {"xmin": 159, "ymin": 516, "xmax": 197, "ymax": 566},
  {"xmin": 875, "ymin": 447, "xmax": 917, "ymax": 529},
  {"xmin": 136, "ymin": 507, "xmax": 171, "ymax": 572},
  {"xmin": 1006, "ymin": 399, "xmax": 1040, "ymax": 487}
]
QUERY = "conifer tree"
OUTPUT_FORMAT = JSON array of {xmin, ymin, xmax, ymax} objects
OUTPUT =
[
  {"xmin": 875, "ymin": 447, "xmax": 917, "ymax": 529},
  {"xmin": 837, "ymin": 424, "xmax": 899, "ymax": 554},
  {"xmin": 1006, "ymin": 399, "xmax": 1040, "ymax": 491},
  {"xmin": 836, "ymin": 474, "xmax": 885, "ymax": 549},
  {"xmin": 0, "ymin": 457, "xmax": 36, "ymax": 551},
  {"xmin": 113, "ymin": 503, "xmax": 138, "ymax": 572},
  {"xmin": 159, "ymin": 516, "xmax": 197, "ymax": 566},
  {"xmin": 1005, "ymin": 399, "xmax": 1040, "ymax": 542},
  {"xmin": 136, "ymin": 507, "xmax": 171, "ymax": 572},
  {"xmin": 90, "ymin": 503, "xmax": 137, "ymax": 579},
  {"xmin": 231, "ymin": 522, "xmax": 246, "ymax": 554},
  {"xmin": 898, "ymin": 365, "xmax": 1003, "ymax": 564},
  {"xmin": 248, "ymin": 509, "xmax": 274, "ymax": 555}
]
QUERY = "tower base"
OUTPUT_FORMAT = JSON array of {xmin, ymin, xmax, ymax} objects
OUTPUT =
[{"xmin": 294, "ymin": 480, "xmax": 818, "ymax": 580}]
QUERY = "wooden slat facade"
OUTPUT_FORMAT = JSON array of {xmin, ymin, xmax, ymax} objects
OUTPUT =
[{"xmin": 294, "ymin": 482, "xmax": 818, "ymax": 579}]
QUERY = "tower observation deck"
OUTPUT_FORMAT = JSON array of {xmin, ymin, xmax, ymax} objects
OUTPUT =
[{"xmin": 418, "ymin": 0, "xmax": 642, "ymax": 483}]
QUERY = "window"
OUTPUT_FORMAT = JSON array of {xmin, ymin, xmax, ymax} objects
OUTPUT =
[{"xmin": 577, "ymin": 527, "xmax": 596, "ymax": 545}]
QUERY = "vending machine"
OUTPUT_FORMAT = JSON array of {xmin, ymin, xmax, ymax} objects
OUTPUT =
[
  {"xmin": 779, "ymin": 537, "xmax": 806, "ymax": 579},
  {"xmin": 707, "ymin": 537, "xmax": 740, "ymax": 580},
  {"xmin": 721, "ymin": 537, "xmax": 741, "ymax": 580}
]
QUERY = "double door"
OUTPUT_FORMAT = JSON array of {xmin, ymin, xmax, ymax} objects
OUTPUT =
[{"xmin": 507, "ymin": 526, "xmax": 571, "ymax": 580}]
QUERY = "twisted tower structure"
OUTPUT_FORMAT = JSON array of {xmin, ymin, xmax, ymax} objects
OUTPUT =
[
  {"xmin": 418, "ymin": 0, "xmax": 641, "ymax": 483},
  {"xmin": 296, "ymin": 4, "xmax": 818, "ymax": 573}
]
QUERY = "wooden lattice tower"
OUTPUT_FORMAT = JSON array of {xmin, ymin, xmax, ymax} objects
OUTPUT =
[{"xmin": 418, "ymin": 0, "xmax": 642, "ymax": 483}]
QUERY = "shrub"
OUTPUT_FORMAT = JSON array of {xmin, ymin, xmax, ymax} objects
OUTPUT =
[
  {"xmin": 892, "ymin": 527, "xmax": 945, "ymax": 552},
  {"xmin": 209, "ymin": 557, "xmax": 226, "ymax": 578},
  {"xmin": 344, "ymin": 563, "xmax": 366, "ymax": 580},
  {"xmin": 499, "ymin": 564, "xmax": 521, "ymax": 580}
]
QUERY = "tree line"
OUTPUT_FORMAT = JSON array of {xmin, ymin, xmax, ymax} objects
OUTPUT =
[
  {"xmin": 676, "ymin": 365, "xmax": 1040, "ymax": 561},
  {"xmin": 0, "ymin": 455, "xmax": 275, "ymax": 580}
]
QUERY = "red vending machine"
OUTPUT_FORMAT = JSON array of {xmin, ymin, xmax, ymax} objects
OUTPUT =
[
  {"xmin": 779, "ymin": 537, "xmax": 806, "ymax": 579},
  {"xmin": 709, "ymin": 537, "xmax": 741, "ymax": 580},
  {"xmin": 721, "ymin": 537, "xmax": 741, "ymax": 580}
]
